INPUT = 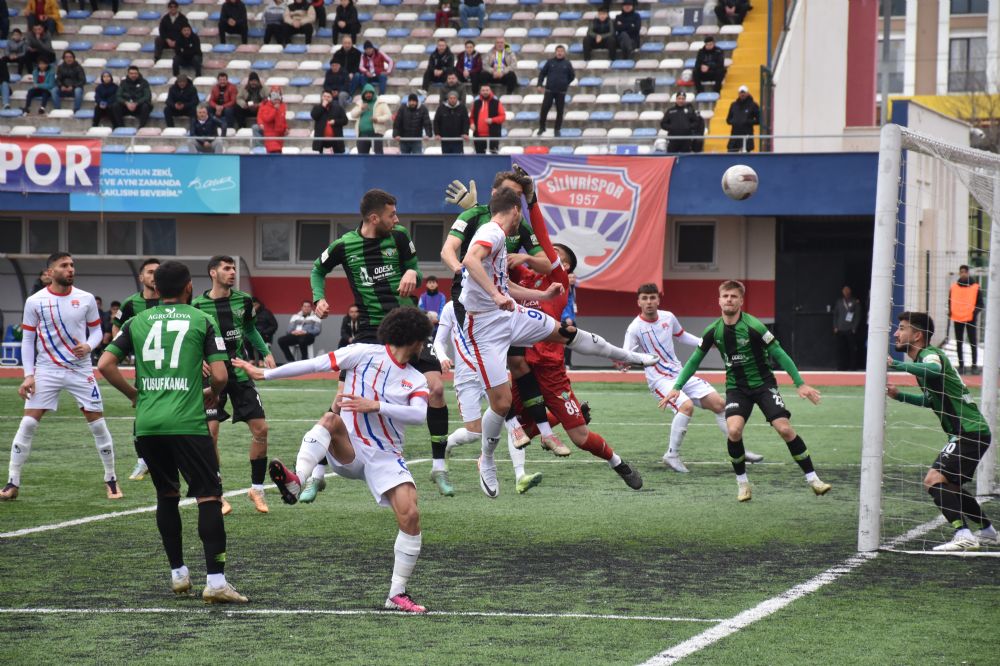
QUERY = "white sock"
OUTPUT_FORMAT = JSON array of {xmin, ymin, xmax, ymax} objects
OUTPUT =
[
  {"xmin": 956, "ymin": 527, "xmax": 974, "ymax": 539},
  {"xmin": 979, "ymin": 524, "xmax": 998, "ymax": 537},
  {"xmin": 389, "ymin": 531, "xmax": 422, "ymax": 598},
  {"xmin": 8, "ymin": 416, "xmax": 38, "ymax": 487},
  {"xmin": 537, "ymin": 421, "xmax": 553, "ymax": 437},
  {"xmin": 89, "ymin": 418, "xmax": 116, "ymax": 482},
  {"xmin": 805, "ymin": 471, "xmax": 818, "ymax": 482},
  {"xmin": 668, "ymin": 412, "xmax": 690, "ymax": 457},
  {"xmin": 296, "ymin": 424, "xmax": 331, "ymax": 482},
  {"xmin": 505, "ymin": 417, "xmax": 521, "ymax": 431},
  {"xmin": 432, "ymin": 458, "xmax": 446, "ymax": 472},
  {"xmin": 507, "ymin": 430, "xmax": 525, "ymax": 480},
  {"xmin": 480, "ymin": 408, "xmax": 504, "ymax": 460},
  {"xmin": 714, "ymin": 411, "xmax": 728, "ymax": 436},
  {"xmin": 171, "ymin": 565, "xmax": 189, "ymax": 580},
  {"xmin": 311, "ymin": 462, "xmax": 326, "ymax": 481},
  {"xmin": 137, "ymin": 457, "xmax": 147, "ymax": 467},
  {"xmin": 736, "ymin": 473, "xmax": 749, "ymax": 484},
  {"xmin": 251, "ymin": 483, "xmax": 265, "ymax": 492},
  {"xmin": 447, "ymin": 427, "xmax": 480, "ymax": 451},
  {"xmin": 608, "ymin": 452, "xmax": 622, "ymax": 468},
  {"xmin": 567, "ymin": 328, "xmax": 635, "ymax": 362},
  {"xmin": 206, "ymin": 573, "xmax": 227, "ymax": 588}
]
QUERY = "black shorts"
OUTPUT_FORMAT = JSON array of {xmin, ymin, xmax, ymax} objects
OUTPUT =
[
  {"xmin": 206, "ymin": 379, "xmax": 265, "ymax": 423},
  {"xmin": 337, "ymin": 340, "xmax": 441, "ymax": 381},
  {"xmin": 508, "ymin": 346, "xmax": 527, "ymax": 357},
  {"xmin": 932, "ymin": 432, "xmax": 991, "ymax": 486},
  {"xmin": 725, "ymin": 386, "xmax": 791, "ymax": 423},
  {"xmin": 136, "ymin": 434, "xmax": 223, "ymax": 498}
]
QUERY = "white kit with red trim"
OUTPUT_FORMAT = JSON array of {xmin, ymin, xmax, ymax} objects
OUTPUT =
[{"xmin": 22, "ymin": 286, "xmax": 102, "ymax": 375}]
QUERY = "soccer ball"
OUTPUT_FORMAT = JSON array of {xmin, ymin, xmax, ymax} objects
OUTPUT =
[{"xmin": 721, "ymin": 165, "xmax": 758, "ymax": 201}]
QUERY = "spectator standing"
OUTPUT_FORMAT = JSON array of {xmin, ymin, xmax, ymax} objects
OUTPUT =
[
  {"xmin": 456, "ymin": 39, "xmax": 482, "ymax": 88},
  {"xmin": 393, "ymin": 93, "xmax": 432, "ymax": 155},
  {"xmin": 715, "ymin": 0, "xmax": 749, "ymax": 25},
  {"xmin": 112, "ymin": 66, "xmax": 152, "ymax": 127},
  {"xmin": 470, "ymin": 83, "xmax": 504, "ymax": 154},
  {"xmin": 91, "ymin": 70, "xmax": 117, "ymax": 126},
  {"xmin": 218, "ymin": 0, "xmax": 249, "ymax": 45},
  {"xmin": 338, "ymin": 304, "xmax": 360, "ymax": 348},
  {"xmin": 250, "ymin": 297, "xmax": 278, "ymax": 364},
  {"xmin": 24, "ymin": 0, "xmax": 61, "ymax": 36},
  {"xmin": 331, "ymin": 0, "xmax": 361, "ymax": 44},
  {"xmin": 418, "ymin": 276, "xmax": 446, "ymax": 318},
  {"xmin": 832, "ymin": 285, "xmax": 861, "ymax": 371},
  {"xmin": 262, "ymin": 0, "xmax": 287, "ymax": 45},
  {"xmin": 310, "ymin": 90, "xmax": 348, "ymax": 154},
  {"xmin": 256, "ymin": 86, "xmax": 288, "ymax": 153},
  {"xmin": 440, "ymin": 70, "xmax": 465, "ymax": 100},
  {"xmin": 692, "ymin": 35, "xmax": 725, "ymax": 93},
  {"xmin": 277, "ymin": 301, "xmax": 322, "ymax": 363},
  {"xmin": 283, "ymin": 0, "xmax": 316, "ymax": 45},
  {"xmin": 5, "ymin": 29, "xmax": 27, "ymax": 76},
  {"xmin": 235, "ymin": 70, "xmax": 264, "ymax": 129},
  {"xmin": 562, "ymin": 272, "xmax": 577, "ymax": 368},
  {"xmin": 208, "ymin": 71, "xmax": 237, "ymax": 129},
  {"xmin": 726, "ymin": 84, "xmax": 759, "ymax": 152},
  {"xmin": 154, "ymin": 1, "xmax": 191, "ymax": 62},
  {"xmin": 481, "ymin": 37, "xmax": 517, "ymax": 94},
  {"xmin": 163, "ymin": 73, "xmax": 198, "ymax": 127},
  {"xmin": 434, "ymin": 88, "xmax": 469, "ymax": 154},
  {"xmin": 536, "ymin": 44, "xmax": 574, "ymax": 137},
  {"xmin": 22, "ymin": 59, "xmax": 54, "ymax": 114},
  {"xmin": 422, "ymin": 39, "xmax": 454, "ymax": 92},
  {"xmin": 348, "ymin": 83, "xmax": 390, "ymax": 154},
  {"xmin": 949, "ymin": 264, "xmax": 984, "ymax": 374},
  {"xmin": 459, "ymin": 0, "xmax": 485, "ymax": 31},
  {"xmin": 356, "ymin": 40, "xmax": 393, "ymax": 95},
  {"xmin": 52, "ymin": 49, "xmax": 85, "ymax": 112},
  {"xmin": 613, "ymin": 0, "xmax": 641, "ymax": 60},
  {"xmin": 660, "ymin": 91, "xmax": 701, "ymax": 153},
  {"xmin": 23, "ymin": 24, "xmax": 55, "ymax": 72},
  {"xmin": 322, "ymin": 58, "xmax": 351, "ymax": 107},
  {"xmin": 582, "ymin": 7, "xmax": 616, "ymax": 61},
  {"xmin": 189, "ymin": 105, "xmax": 224, "ymax": 153},
  {"xmin": 172, "ymin": 25, "xmax": 203, "ymax": 77}
]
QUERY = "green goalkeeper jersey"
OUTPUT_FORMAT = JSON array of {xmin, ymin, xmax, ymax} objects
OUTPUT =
[
  {"xmin": 311, "ymin": 224, "xmax": 422, "ymax": 343},
  {"xmin": 107, "ymin": 304, "xmax": 228, "ymax": 437},
  {"xmin": 192, "ymin": 289, "xmax": 268, "ymax": 383},
  {"xmin": 891, "ymin": 345, "xmax": 990, "ymax": 436}
]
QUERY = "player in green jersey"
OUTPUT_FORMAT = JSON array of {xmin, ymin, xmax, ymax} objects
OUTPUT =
[
  {"xmin": 887, "ymin": 311, "xmax": 997, "ymax": 551},
  {"xmin": 99, "ymin": 261, "xmax": 248, "ymax": 604},
  {"xmin": 193, "ymin": 255, "xmax": 276, "ymax": 515},
  {"xmin": 664, "ymin": 280, "xmax": 830, "ymax": 502},
  {"xmin": 112, "ymin": 257, "xmax": 161, "ymax": 482}
]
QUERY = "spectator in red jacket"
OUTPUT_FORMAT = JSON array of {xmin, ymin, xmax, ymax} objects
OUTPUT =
[
  {"xmin": 470, "ymin": 83, "xmax": 504, "ymax": 154},
  {"xmin": 354, "ymin": 40, "xmax": 393, "ymax": 95},
  {"xmin": 208, "ymin": 71, "xmax": 237, "ymax": 129},
  {"xmin": 256, "ymin": 85, "xmax": 288, "ymax": 153}
]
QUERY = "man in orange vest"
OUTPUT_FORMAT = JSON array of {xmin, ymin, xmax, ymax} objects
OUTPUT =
[{"xmin": 948, "ymin": 265, "xmax": 984, "ymax": 375}]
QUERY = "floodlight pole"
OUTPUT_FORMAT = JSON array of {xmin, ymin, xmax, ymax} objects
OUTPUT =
[{"xmin": 976, "ymin": 177, "xmax": 1000, "ymax": 497}]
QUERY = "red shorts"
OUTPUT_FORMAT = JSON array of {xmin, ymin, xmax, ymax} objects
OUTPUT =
[{"xmin": 511, "ymin": 361, "xmax": 587, "ymax": 431}]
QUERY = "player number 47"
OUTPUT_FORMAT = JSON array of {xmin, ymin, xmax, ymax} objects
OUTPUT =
[{"xmin": 141, "ymin": 320, "xmax": 190, "ymax": 369}]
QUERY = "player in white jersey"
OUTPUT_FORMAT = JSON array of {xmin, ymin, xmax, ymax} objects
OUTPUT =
[
  {"xmin": 433, "ymin": 301, "xmax": 543, "ymax": 494},
  {"xmin": 1, "ymin": 253, "xmax": 121, "ymax": 501},
  {"xmin": 623, "ymin": 283, "xmax": 762, "ymax": 473},
  {"xmin": 459, "ymin": 187, "xmax": 658, "ymax": 498},
  {"xmin": 233, "ymin": 307, "xmax": 432, "ymax": 613}
]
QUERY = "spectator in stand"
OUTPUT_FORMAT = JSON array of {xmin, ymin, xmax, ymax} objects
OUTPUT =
[
  {"xmin": 311, "ymin": 90, "xmax": 348, "ymax": 154},
  {"xmin": 189, "ymin": 105, "xmax": 224, "ymax": 153},
  {"xmin": 283, "ymin": 0, "xmax": 316, "ymax": 45},
  {"xmin": 692, "ymin": 35, "xmax": 725, "ymax": 93},
  {"xmin": 331, "ymin": 0, "xmax": 361, "ymax": 44},
  {"xmin": 434, "ymin": 0, "xmax": 454, "ymax": 29},
  {"xmin": 163, "ymin": 73, "xmax": 198, "ymax": 127},
  {"xmin": 310, "ymin": 0, "xmax": 326, "ymax": 29},
  {"xmin": 613, "ymin": 0, "xmax": 641, "ymax": 60},
  {"xmin": 95, "ymin": 296, "xmax": 112, "ymax": 353},
  {"xmin": 208, "ymin": 71, "xmax": 237, "ymax": 129},
  {"xmin": 256, "ymin": 86, "xmax": 288, "ymax": 153},
  {"xmin": 22, "ymin": 58, "xmax": 54, "ymax": 114},
  {"xmin": 418, "ymin": 276, "xmax": 446, "ymax": 318},
  {"xmin": 434, "ymin": 88, "xmax": 468, "ymax": 154},
  {"xmin": 481, "ymin": 36, "xmax": 517, "ymax": 94},
  {"xmin": 5, "ymin": 29, "xmax": 27, "ymax": 76},
  {"xmin": 422, "ymin": 39, "xmax": 454, "ymax": 93},
  {"xmin": 236, "ymin": 70, "xmax": 264, "ymax": 129},
  {"xmin": 172, "ymin": 25, "xmax": 203, "ymax": 77},
  {"xmin": 537, "ymin": 44, "xmax": 574, "ymax": 137},
  {"xmin": 218, "ymin": 0, "xmax": 249, "ymax": 45},
  {"xmin": 262, "ymin": 0, "xmax": 287, "ymax": 45},
  {"xmin": 393, "ymin": 93, "xmax": 432, "ymax": 155},
  {"xmin": 470, "ymin": 83, "xmax": 504, "ymax": 154},
  {"xmin": 30, "ymin": 269, "xmax": 50, "ymax": 294},
  {"xmin": 250, "ymin": 297, "xmax": 278, "ymax": 364},
  {"xmin": 323, "ymin": 58, "xmax": 351, "ymax": 107},
  {"xmin": 348, "ymin": 83, "xmax": 390, "ymax": 154},
  {"xmin": 112, "ymin": 66, "xmax": 152, "ymax": 128},
  {"xmin": 91, "ymin": 70, "xmax": 117, "ymax": 126},
  {"xmin": 0, "ymin": 54, "xmax": 11, "ymax": 110},
  {"xmin": 277, "ymin": 301, "xmax": 322, "ymax": 363},
  {"xmin": 459, "ymin": 0, "xmax": 485, "ymax": 31},
  {"xmin": 726, "ymin": 84, "xmax": 759, "ymax": 152},
  {"xmin": 456, "ymin": 39, "xmax": 482, "ymax": 88},
  {"xmin": 154, "ymin": 1, "xmax": 191, "ymax": 62},
  {"xmin": 715, "ymin": 0, "xmax": 749, "ymax": 26},
  {"xmin": 338, "ymin": 304, "xmax": 360, "ymax": 348},
  {"xmin": 23, "ymin": 24, "xmax": 55, "ymax": 73},
  {"xmin": 356, "ymin": 40, "xmax": 393, "ymax": 95},
  {"xmin": 583, "ymin": 7, "xmax": 616, "ymax": 61},
  {"xmin": 441, "ymin": 70, "xmax": 465, "ymax": 100},
  {"xmin": 660, "ymin": 91, "xmax": 701, "ymax": 153},
  {"xmin": 52, "ymin": 49, "xmax": 85, "ymax": 112},
  {"xmin": 24, "ymin": 0, "xmax": 61, "ymax": 36},
  {"xmin": 334, "ymin": 35, "xmax": 362, "ymax": 94}
]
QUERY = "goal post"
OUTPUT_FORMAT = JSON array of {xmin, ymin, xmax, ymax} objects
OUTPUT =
[{"xmin": 859, "ymin": 123, "xmax": 1000, "ymax": 553}]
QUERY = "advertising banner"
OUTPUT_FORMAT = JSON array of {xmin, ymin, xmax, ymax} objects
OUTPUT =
[{"xmin": 0, "ymin": 138, "xmax": 101, "ymax": 193}]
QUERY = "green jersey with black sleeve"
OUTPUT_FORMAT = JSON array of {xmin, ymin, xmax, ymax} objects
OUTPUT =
[
  {"xmin": 191, "ymin": 289, "xmax": 270, "ymax": 383},
  {"xmin": 310, "ymin": 224, "xmax": 422, "ymax": 343},
  {"xmin": 106, "ymin": 304, "xmax": 228, "ymax": 437},
  {"xmin": 113, "ymin": 291, "xmax": 160, "ymax": 329},
  {"xmin": 890, "ymin": 345, "xmax": 990, "ymax": 436}
]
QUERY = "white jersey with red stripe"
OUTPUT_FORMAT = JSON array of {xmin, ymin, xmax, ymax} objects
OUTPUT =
[
  {"xmin": 624, "ymin": 310, "xmax": 701, "ymax": 387},
  {"xmin": 458, "ymin": 220, "xmax": 508, "ymax": 313},
  {"xmin": 22, "ymin": 286, "xmax": 101, "ymax": 374}
]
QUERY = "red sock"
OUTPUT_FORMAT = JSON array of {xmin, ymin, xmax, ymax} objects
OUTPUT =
[
  {"xmin": 577, "ymin": 431, "xmax": 613, "ymax": 461},
  {"xmin": 547, "ymin": 412, "xmax": 559, "ymax": 428}
]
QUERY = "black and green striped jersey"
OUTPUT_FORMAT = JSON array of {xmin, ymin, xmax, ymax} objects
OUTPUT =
[
  {"xmin": 894, "ymin": 346, "xmax": 990, "ymax": 436},
  {"xmin": 699, "ymin": 312, "xmax": 781, "ymax": 391},
  {"xmin": 191, "ymin": 289, "xmax": 262, "ymax": 383},
  {"xmin": 113, "ymin": 291, "xmax": 160, "ymax": 329},
  {"xmin": 449, "ymin": 204, "xmax": 543, "ymax": 260},
  {"xmin": 310, "ymin": 224, "xmax": 422, "ymax": 342}
]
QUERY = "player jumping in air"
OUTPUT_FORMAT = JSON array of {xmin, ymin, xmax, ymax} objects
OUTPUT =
[
  {"xmin": 460, "ymin": 187, "xmax": 658, "ymax": 498},
  {"xmin": 887, "ymin": 311, "xmax": 997, "ymax": 551},
  {"xmin": 663, "ymin": 280, "xmax": 830, "ymax": 502},
  {"xmin": 234, "ymin": 307, "xmax": 433, "ymax": 613},
  {"xmin": 623, "ymin": 283, "xmax": 763, "ymax": 473},
  {"xmin": 2, "ymin": 253, "xmax": 121, "ymax": 502}
]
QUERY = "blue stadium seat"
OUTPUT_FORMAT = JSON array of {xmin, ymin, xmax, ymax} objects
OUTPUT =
[
  {"xmin": 638, "ymin": 10, "xmax": 651, "ymax": 19},
  {"xmin": 343, "ymin": 128, "xmax": 357, "ymax": 138},
  {"xmin": 295, "ymin": 111, "xmax": 312, "ymax": 121},
  {"xmin": 67, "ymin": 10, "xmax": 91, "ymax": 19},
  {"xmin": 139, "ymin": 10, "xmax": 160, "ymax": 20},
  {"xmin": 558, "ymin": 11, "xmax": 582, "ymax": 20},
  {"xmin": 6, "ymin": 8, "xmax": 16, "ymax": 17},
  {"xmin": 559, "ymin": 128, "xmax": 583, "ymax": 138},
  {"xmin": 489, "ymin": 11, "xmax": 512, "ymax": 21},
  {"xmin": 578, "ymin": 77, "xmax": 603, "ymax": 87},
  {"xmin": 252, "ymin": 146, "xmax": 268, "ymax": 154},
  {"xmin": 716, "ymin": 40, "xmax": 738, "ymax": 50},
  {"xmin": 213, "ymin": 43, "xmax": 237, "ymax": 53},
  {"xmin": 394, "ymin": 60, "xmax": 419, "ymax": 70},
  {"xmin": 317, "ymin": 27, "xmax": 333, "ymax": 38},
  {"xmin": 418, "ymin": 12, "xmax": 435, "ymax": 21},
  {"xmin": 357, "ymin": 12, "xmax": 372, "ymax": 21},
  {"xmin": 424, "ymin": 44, "xmax": 437, "ymax": 53},
  {"xmin": 655, "ymin": 76, "xmax": 676, "ymax": 86},
  {"xmin": 387, "ymin": 28, "xmax": 410, "ymax": 38},
  {"xmin": 458, "ymin": 28, "xmax": 480, "ymax": 38},
  {"xmin": 197, "ymin": 93, "xmax": 207, "ymax": 103},
  {"xmin": 528, "ymin": 28, "xmax": 551, "ymax": 38},
  {"xmin": 35, "ymin": 126, "xmax": 62, "ymax": 136},
  {"xmin": 621, "ymin": 92, "xmax": 645, "ymax": 103},
  {"xmin": 520, "ymin": 0, "xmax": 540, "ymax": 4},
  {"xmin": 284, "ymin": 44, "xmax": 307, "ymax": 54},
  {"xmin": 85, "ymin": 74, "xmax": 96, "ymax": 84},
  {"xmin": 75, "ymin": 109, "xmax": 95, "ymax": 119},
  {"xmin": 612, "ymin": 145, "xmax": 639, "ymax": 155},
  {"xmin": 252, "ymin": 60, "xmax": 276, "ymax": 70},
  {"xmin": 103, "ymin": 26, "xmax": 127, "ymax": 36},
  {"xmin": 150, "ymin": 110, "xmax": 165, "ymax": 120},
  {"xmin": 112, "ymin": 127, "xmax": 137, "ymax": 136},
  {"xmin": 141, "ymin": 42, "xmax": 155, "ymax": 52},
  {"xmin": 290, "ymin": 77, "xmax": 315, "ymax": 86},
  {"xmin": 249, "ymin": 28, "xmax": 265, "ymax": 38},
  {"xmin": 611, "ymin": 59, "xmax": 635, "ymax": 70},
  {"xmin": 550, "ymin": 146, "xmax": 575, "ymax": 155},
  {"xmin": 380, "ymin": 0, "xmax": 402, "ymax": 6},
  {"xmin": 671, "ymin": 25, "xmax": 695, "ymax": 36},
  {"xmin": 589, "ymin": 111, "xmax": 613, "ymax": 121},
  {"xmin": 209, "ymin": 11, "xmax": 221, "ymax": 20},
  {"xmin": 0, "ymin": 108, "xmax": 23, "ymax": 118},
  {"xmin": 508, "ymin": 44, "xmax": 521, "ymax": 53},
  {"xmin": 8, "ymin": 73, "xmax": 20, "ymax": 83},
  {"xmin": 147, "ymin": 75, "xmax": 169, "ymax": 86},
  {"xmin": 244, "ymin": 0, "xmax": 262, "ymax": 5},
  {"xmin": 515, "ymin": 111, "xmax": 539, "ymax": 122},
  {"xmin": 107, "ymin": 58, "xmax": 131, "ymax": 69},
  {"xmin": 176, "ymin": 0, "xmax": 193, "ymax": 5},
  {"xmin": 104, "ymin": 144, "xmax": 127, "ymax": 153},
  {"xmin": 640, "ymin": 42, "xmax": 664, "ymax": 53},
  {"xmin": 69, "ymin": 41, "xmax": 93, "ymax": 51},
  {"xmin": 568, "ymin": 43, "xmax": 583, "ymax": 54},
  {"xmin": 683, "ymin": 58, "xmax": 696, "ymax": 68},
  {"xmin": 694, "ymin": 92, "xmax": 719, "ymax": 103},
  {"xmin": 632, "ymin": 127, "xmax": 658, "ymax": 138}
]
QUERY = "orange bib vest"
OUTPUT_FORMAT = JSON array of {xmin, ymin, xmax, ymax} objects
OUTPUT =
[{"xmin": 949, "ymin": 282, "xmax": 979, "ymax": 323}]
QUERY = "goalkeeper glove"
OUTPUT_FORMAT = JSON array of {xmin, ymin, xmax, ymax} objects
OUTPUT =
[
  {"xmin": 512, "ymin": 163, "xmax": 537, "ymax": 207},
  {"xmin": 445, "ymin": 179, "xmax": 478, "ymax": 210}
]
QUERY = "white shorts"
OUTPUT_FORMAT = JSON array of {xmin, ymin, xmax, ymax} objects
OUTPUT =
[
  {"xmin": 326, "ymin": 439, "xmax": 415, "ymax": 508},
  {"xmin": 25, "ymin": 367, "xmax": 104, "ymax": 413},
  {"xmin": 453, "ymin": 361, "xmax": 486, "ymax": 423},
  {"xmin": 463, "ymin": 306, "xmax": 557, "ymax": 389},
  {"xmin": 649, "ymin": 375, "xmax": 716, "ymax": 413}
]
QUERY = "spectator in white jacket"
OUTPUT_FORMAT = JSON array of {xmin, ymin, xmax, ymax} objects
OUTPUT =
[{"xmin": 277, "ymin": 300, "xmax": 322, "ymax": 362}]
